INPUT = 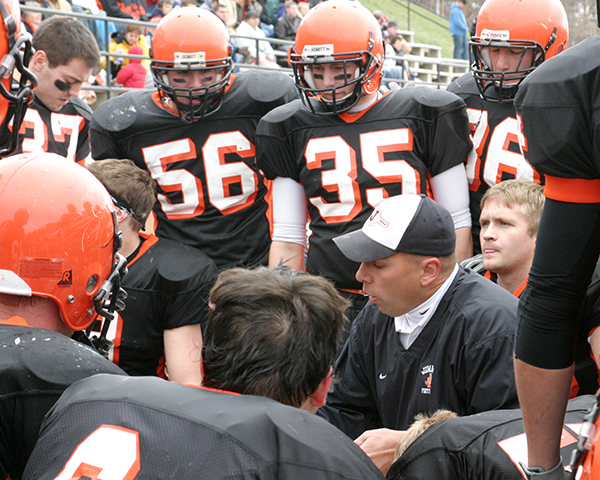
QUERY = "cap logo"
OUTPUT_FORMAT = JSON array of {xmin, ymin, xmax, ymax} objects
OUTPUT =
[
  {"xmin": 368, "ymin": 209, "xmax": 389, "ymax": 228},
  {"xmin": 480, "ymin": 29, "xmax": 510, "ymax": 43},
  {"xmin": 174, "ymin": 51, "xmax": 206, "ymax": 68},
  {"xmin": 302, "ymin": 44, "xmax": 335, "ymax": 61}
]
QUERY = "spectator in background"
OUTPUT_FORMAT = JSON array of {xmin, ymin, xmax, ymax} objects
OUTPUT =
[
  {"xmin": 449, "ymin": 0, "xmax": 468, "ymax": 60},
  {"xmin": 274, "ymin": 0, "xmax": 300, "ymax": 44},
  {"xmin": 391, "ymin": 34, "xmax": 413, "ymax": 80},
  {"xmin": 96, "ymin": 0, "xmax": 146, "ymax": 21},
  {"xmin": 148, "ymin": 0, "xmax": 174, "ymax": 22},
  {"xmin": 297, "ymin": 0, "xmax": 309, "ymax": 17},
  {"xmin": 21, "ymin": 1, "xmax": 42, "ymax": 34},
  {"xmin": 382, "ymin": 30, "xmax": 405, "ymax": 86},
  {"xmin": 213, "ymin": 1, "xmax": 236, "ymax": 33},
  {"xmin": 385, "ymin": 19, "xmax": 400, "ymax": 36},
  {"xmin": 372, "ymin": 9, "xmax": 388, "ymax": 30},
  {"xmin": 235, "ymin": 9, "xmax": 279, "ymax": 68},
  {"xmin": 107, "ymin": 24, "xmax": 150, "ymax": 78},
  {"xmin": 115, "ymin": 45, "xmax": 147, "ymax": 89}
]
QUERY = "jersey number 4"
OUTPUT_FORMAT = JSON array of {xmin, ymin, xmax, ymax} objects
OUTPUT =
[{"xmin": 142, "ymin": 132, "xmax": 259, "ymax": 219}]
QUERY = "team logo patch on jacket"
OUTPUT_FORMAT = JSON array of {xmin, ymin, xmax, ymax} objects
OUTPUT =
[{"xmin": 421, "ymin": 365, "xmax": 434, "ymax": 394}]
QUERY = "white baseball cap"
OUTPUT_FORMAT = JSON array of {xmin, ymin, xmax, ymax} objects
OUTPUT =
[{"xmin": 333, "ymin": 194, "xmax": 456, "ymax": 262}]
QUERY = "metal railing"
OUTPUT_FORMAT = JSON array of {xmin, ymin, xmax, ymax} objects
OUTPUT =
[{"xmin": 20, "ymin": 4, "xmax": 467, "ymax": 100}]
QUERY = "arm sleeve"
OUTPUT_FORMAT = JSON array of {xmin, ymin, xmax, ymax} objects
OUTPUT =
[
  {"xmin": 271, "ymin": 177, "xmax": 307, "ymax": 245},
  {"xmin": 516, "ymin": 197, "xmax": 600, "ymax": 369},
  {"xmin": 429, "ymin": 163, "xmax": 472, "ymax": 229},
  {"xmin": 161, "ymin": 252, "xmax": 219, "ymax": 331}
]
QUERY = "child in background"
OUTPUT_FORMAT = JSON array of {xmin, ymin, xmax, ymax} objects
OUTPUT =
[
  {"xmin": 22, "ymin": 2, "xmax": 42, "ymax": 34},
  {"xmin": 149, "ymin": 0, "xmax": 174, "ymax": 22},
  {"xmin": 107, "ymin": 24, "xmax": 150, "ymax": 77},
  {"xmin": 115, "ymin": 45, "xmax": 147, "ymax": 89}
]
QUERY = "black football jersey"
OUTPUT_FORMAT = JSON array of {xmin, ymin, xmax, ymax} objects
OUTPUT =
[
  {"xmin": 0, "ymin": 324, "xmax": 125, "ymax": 480},
  {"xmin": 89, "ymin": 234, "xmax": 217, "ymax": 377},
  {"xmin": 515, "ymin": 36, "xmax": 600, "ymax": 186},
  {"xmin": 23, "ymin": 374, "xmax": 384, "ymax": 480},
  {"xmin": 387, "ymin": 395, "xmax": 595, "ymax": 480},
  {"xmin": 91, "ymin": 70, "xmax": 298, "ymax": 270},
  {"xmin": 2, "ymin": 96, "xmax": 93, "ymax": 164},
  {"xmin": 448, "ymin": 73, "xmax": 542, "ymax": 253},
  {"xmin": 255, "ymin": 87, "xmax": 472, "ymax": 290}
]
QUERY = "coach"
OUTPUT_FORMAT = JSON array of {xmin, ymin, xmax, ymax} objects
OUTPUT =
[{"xmin": 319, "ymin": 194, "xmax": 519, "ymax": 474}]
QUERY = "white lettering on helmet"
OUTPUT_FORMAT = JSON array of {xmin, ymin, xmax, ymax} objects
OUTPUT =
[
  {"xmin": 302, "ymin": 44, "xmax": 335, "ymax": 61},
  {"xmin": 480, "ymin": 29, "xmax": 511, "ymax": 44},
  {"xmin": 174, "ymin": 51, "xmax": 207, "ymax": 68}
]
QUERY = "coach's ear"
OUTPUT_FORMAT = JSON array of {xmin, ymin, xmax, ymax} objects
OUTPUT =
[{"xmin": 301, "ymin": 367, "xmax": 333, "ymax": 413}]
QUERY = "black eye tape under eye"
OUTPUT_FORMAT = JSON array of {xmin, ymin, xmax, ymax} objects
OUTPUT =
[{"xmin": 54, "ymin": 79, "xmax": 72, "ymax": 92}]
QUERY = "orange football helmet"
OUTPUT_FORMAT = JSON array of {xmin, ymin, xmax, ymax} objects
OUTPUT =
[
  {"xmin": 470, "ymin": 0, "xmax": 568, "ymax": 102},
  {"xmin": 0, "ymin": 0, "xmax": 36, "ymax": 156},
  {"xmin": 0, "ymin": 153, "xmax": 126, "ymax": 338},
  {"xmin": 151, "ymin": 7, "xmax": 233, "ymax": 122},
  {"xmin": 290, "ymin": 0, "xmax": 384, "ymax": 115}
]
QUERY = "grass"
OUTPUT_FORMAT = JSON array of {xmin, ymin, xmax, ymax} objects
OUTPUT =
[{"xmin": 360, "ymin": 0, "xmax": 455, "ymax": 58}]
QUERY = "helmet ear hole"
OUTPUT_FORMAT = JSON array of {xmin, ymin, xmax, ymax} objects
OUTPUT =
[{"xmin": 86, "ymin": 275, "xmax": 98, "ymax": 294}]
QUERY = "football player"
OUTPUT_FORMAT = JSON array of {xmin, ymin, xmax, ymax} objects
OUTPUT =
[
  {"xmin": 512, "ymin": 4, "xmax": 600, "ymax": 479},
  {"xmin": 447, "ymin": 0, "xmax": 568, "ymax": 253},
  {"xmin": 22, "ymin": 267, "xmax": 384, "ymax": 480},
  {"xmin": 388, "ymin": 396, "xmax": 594, "ymax": 480},
  {"xmin": 87, "ymin": 159, "xmax": 218, "ymax": 385},
  {"xmin": 255, "ymin": 0, "xmax": 473, "ymax": 321},
  {"xmin": 0, "ymin": 153, "xmax": 127, "ymax": 479},
  {"xmin": 0, "ymin": 16, "xmax": 101, "ymax": 164},
  {"xmin": 91, "ymin": 7, "xmax": 298, "ymax": 270}
]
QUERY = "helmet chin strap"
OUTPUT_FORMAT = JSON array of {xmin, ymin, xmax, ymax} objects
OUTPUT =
[{"xmin": 348, "ymin": 90, "xmax": 380, "ymax": 113}]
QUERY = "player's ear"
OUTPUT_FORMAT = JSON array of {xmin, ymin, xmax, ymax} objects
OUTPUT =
[
  {"xmin": 29, "ymin": 50, "xmax": 48, "ymax": 73},
  {"xmin": 304, "ymin": 366, "xmax": 333, "ymax": 412}
]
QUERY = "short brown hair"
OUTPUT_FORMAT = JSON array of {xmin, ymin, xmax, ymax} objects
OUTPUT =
[
  {"xmin": 480, "ymin": 179, "xmax": 545, "ymax": 235},
  {"xmin": 87, "ymin": 159, "xmax": 156, "ymax": 231},
  {"xmin": 33, "ymin": 16, "xmax": 100, "ymax": 70}
]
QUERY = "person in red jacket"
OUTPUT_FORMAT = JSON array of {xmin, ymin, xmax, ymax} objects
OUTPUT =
[{"xmin": 115, "ymin": 45, "xmax": 147, "ymax": 89}]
